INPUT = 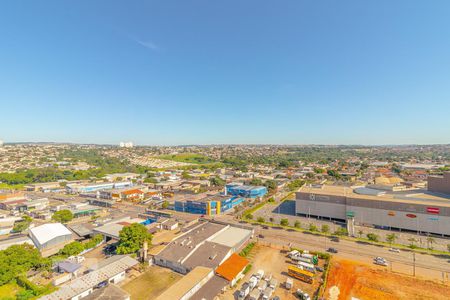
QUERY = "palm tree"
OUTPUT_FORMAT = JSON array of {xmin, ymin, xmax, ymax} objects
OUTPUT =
[{"xmin": 426, "ymin": 237, "xmax": 435, "ymax": 249}]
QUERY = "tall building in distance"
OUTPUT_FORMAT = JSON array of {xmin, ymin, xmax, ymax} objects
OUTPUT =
[
  {"xmin": 0, "ymin": 140, "xmax": 3, "ymax": 147},
  {"xmin": 119, "ymin": 141, "xmax": 134, "ymax": 148}
]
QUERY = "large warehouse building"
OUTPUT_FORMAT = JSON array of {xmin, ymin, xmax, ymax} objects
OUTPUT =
[{"xmin": 296, "ymin": 185, "xmax": 450, "ymax": 236}]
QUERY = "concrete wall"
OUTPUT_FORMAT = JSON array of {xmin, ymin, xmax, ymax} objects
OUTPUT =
[{"xmin": 428, "ymin": 172, "xmax": 450, "ymax": 195}]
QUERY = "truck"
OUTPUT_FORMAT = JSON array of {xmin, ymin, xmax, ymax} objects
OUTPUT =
[
  {"xmin": 238, "ymin": 283, "xmax": 250, "ymax": 300},
  {"xmin": 238, "ymin": 284, "xmax": 249, "ymax": 299},
  {"xmin": 288, "ymin": 250, "xmax": 299, "ymax": 258},
  {"xmin": 256, "ymin": 269, "xmax": 265, "ymax": 280},
  {"xmin": 257, "ymin": 280, "xmax": 268, "ymax": 292},
  {"xmin": 301, "ymin": 252, "xmax": 314, "ymax": 259},
  {"xmin": 269, "ymin": 278, "xmax": 278, "ymax": 289},
  {"xmin": 285, "ymin": 277, "xmax": 293, "ymax": 289},
  {"xmin": 248, "ymin": 289, "xmax": 261, "ymax": 300},
  {"xmin": 297, "ymin": 261, "xmax": 316, "ymax": 273},
  {"xmin": 262, "ymin": 287, "xmax": 274, "ymax": 300},
  {"xmin": 293, "ymin": 255, "xmax": 313, "ymax": 264},
  {"xmin": 249, "ymin": 276, "xmax": 259, "ymax": 290}
]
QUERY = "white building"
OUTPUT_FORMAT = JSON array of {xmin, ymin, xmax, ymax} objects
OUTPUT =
[{"xmin": 29, "ymin": 223, "xmax": 73, "ymax": 253}]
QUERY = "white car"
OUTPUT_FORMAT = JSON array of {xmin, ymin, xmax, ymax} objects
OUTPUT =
[
  {"xmin": 389, "ymin": 248, "xmax": 400, "ymax": 253},
  {"xmin": 373, "ymin": 257, "xmax": 388, "ymax": 266}
]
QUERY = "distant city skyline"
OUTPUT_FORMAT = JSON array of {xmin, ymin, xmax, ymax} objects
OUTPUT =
[{"xmin": 1, "ymin": 1, "xmax": 450, "ymax": 145}]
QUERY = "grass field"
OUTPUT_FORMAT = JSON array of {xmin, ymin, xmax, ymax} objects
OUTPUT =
[
  {"xmin": 0, "ymin": 282, "xmax": 24, "ymax": 299},
  {"xmin": 0, "ymin": 183, "xmax": 24, "ymax": 190},
  {"xmin": 158, "ymin": 153, "xmax": 215, "ymax": 164},
  {"xmin": 121, "ymin": 266, "xmax": 182, "ymax": 300}
]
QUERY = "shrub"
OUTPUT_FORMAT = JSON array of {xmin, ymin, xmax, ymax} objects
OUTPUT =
[{"xmin": 280, "ymin": 219, "xmax": 289, "ymax": 226}]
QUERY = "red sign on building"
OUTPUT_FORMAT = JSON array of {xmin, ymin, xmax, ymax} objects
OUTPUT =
[
  {"xmin": 406, "ymin": 214, "xmax": 417, "ymax": 218},
  {"xmin": 427, "ymin": 207, "xmax": 440, "ymax": 214}
]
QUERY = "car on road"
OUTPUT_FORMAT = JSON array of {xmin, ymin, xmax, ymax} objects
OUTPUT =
[
  {"xmin": 327, "ymin": 247, "xmax": 338, "ymax": 253},
  {"xmin": 389, "ymin": 248, "xmax": 400, "ymax": 253},
  {"xmin": 331, "ymin": 237, "xmax": 340, "ymax": 242},
  {"xmin": 263, "ymin": 226, "xmax": 269, "ymax": 229},
  {"xmin": 258, "ymin": 234, "xmax": 265, "ymax": 238},
  {"xmin": 373, "ymin": 257, "xmax": 388, "ymax": 266}
]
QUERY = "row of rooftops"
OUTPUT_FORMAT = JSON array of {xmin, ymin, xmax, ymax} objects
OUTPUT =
[{"xmin": 40, "ymin": 255, "xmax": 138, "ymax": 300}]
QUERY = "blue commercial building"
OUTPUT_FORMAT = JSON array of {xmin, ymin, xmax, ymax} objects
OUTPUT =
[
  {"xmin": 174, "ymin": 194, "xmax": 245, "ymax": 216},
  {"xmin": 225, "ymin": 184, "xmax": 268, "ymax": 198}
]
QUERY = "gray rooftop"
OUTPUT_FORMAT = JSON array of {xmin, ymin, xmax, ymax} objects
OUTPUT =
[
  {"xmin": 183, "ymin": 241, "xmax": 230, "ymax": 270},
  {"xmin": 155, "ymin": 222, "xmax": 226, "ymax": 263},
  {"xmin": 83, "ymin": 284, "xmax": 130, "ymax": 300}
]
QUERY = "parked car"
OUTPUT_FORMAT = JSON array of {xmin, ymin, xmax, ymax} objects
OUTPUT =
[
  {"xmin": 258, "ymin": 234, "xmax": 265, "ymax": 238},
  {"xmin": 389, "ymin": 248, "xmax": 400, "ymax": 253},
  {"xmin": 296, "ymin": 289, "xmax": 311, "ymax": 300},
  {"xmin": 327, "ymin": 247, "xmax": 338, "ymax": 253}
]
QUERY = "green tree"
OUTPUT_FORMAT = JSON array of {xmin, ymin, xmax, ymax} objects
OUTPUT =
[
  {"xmin": 247, "ymin": 214, "xmax": 253, "ymax": 220},
  {"xmin": 287, "ymin": 180, "xmax": 305, "ymax": 192},
  {"xmin": 250, "ymin": 178, "xmax": 263, "ymax": 186},
  {"xmin": 257, "ymin": 217, "xmax": 265, "ymax": 223},
  {"xmin": 116, "ymin": 223, "xmax": 153, "ymax": 254},
  {"xmin": 294, "ymin": 220, "xmax": 301, "ymax": 228},
  {"xmin": 386, "ymin": 233, "xmax": 397, "ymax": 245},
  {"xmin": 447, "ymin": 244, "xmax": 450, "ymax": 252},
  {"xmin": 280, "ymin": 218, "xmax": 289, "ymax": 226},
  {"xmin": 209, "ymin": 176, "xmax": 225, "ymax": 187},
  {"xmin": 357, "ymin": 229, "xmax": 364, "ymax": 238},
  {"xmin": 12, "ymin": 216, "xmax": 32, "ymax": 233},
  {"xmin": 334, "ymin": 227, "xmax": 348, "ymax": 236},
  {"xmin": 309, "ymin": 223, "xmax": 318, "ymax": 232},
  {"xmin": 161, "ymin": 201, "xmax": 169, "ymax": 209},
  {"xmin": 52, "ymin": 210, "xmax": 73, "ymax": 223},
  {"xmin": 59, "ymin": 241, "xmax": 84, "ymax": 257},
  {"xmin": 0, "ymin": 244, "xmax": 48, "ymax": 285},
  {"xmin": 263, "ymin": 180, "xmax": 277, "ymax": 192},
  {"xmin": 366, "ymin": 233, "xmax": 379, "ymax": 242},
  {"xmin": 321, "ymin": 224, "xmax": 330, "ymax": 234}
]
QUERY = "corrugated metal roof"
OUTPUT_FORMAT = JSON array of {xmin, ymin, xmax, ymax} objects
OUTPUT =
[
  {"xmin": 40, "ymin": 255, "xmax": 138, "ymax": 300},
  {"xmin": 215, "ymin": 253, "xmax": 248, "ymax": 281}
]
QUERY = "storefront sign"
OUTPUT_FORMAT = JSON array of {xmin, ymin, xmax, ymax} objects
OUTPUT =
[{"xmin": 427, "ymin": 207, "xmax": 440, "ymax": 214}]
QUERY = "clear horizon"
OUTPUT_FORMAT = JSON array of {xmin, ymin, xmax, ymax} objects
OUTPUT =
[{"xmin": 1, "ymin": 1, "xmax": 450, "ymax": 145}]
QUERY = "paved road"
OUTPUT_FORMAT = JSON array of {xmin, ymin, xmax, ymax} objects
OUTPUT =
[{"xmin": 216, "ymin": 213, "xmax": 450, "ymax": 281}]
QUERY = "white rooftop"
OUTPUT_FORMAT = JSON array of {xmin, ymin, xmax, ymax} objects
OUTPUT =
[
  {"xmin": 209, "ymin": 226, "xmax": 252, "ymax": 248},
  {"xmin": 29, "ymin": 223, "xmax": 72, "ymax": 245}
]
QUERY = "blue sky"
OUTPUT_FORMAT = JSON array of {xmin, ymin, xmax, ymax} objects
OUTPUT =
[{"xmin": 1, "ymin": 1, "xmax": 450, "ymax": 145}]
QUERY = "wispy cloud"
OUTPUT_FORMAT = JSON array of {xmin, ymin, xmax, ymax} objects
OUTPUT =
[{"xmin": 135, "ymin": 39, "xmax": 159, "ymax": 51}]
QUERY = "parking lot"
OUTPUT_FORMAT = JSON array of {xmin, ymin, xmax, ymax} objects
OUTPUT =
[{"xmin": 217, "ymin": 244, "xmax": 325, "ymax": 300}]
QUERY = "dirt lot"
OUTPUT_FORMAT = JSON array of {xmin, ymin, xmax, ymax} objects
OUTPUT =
[
  {"xmin": 325, "ymin": 258, "xmax": 450, "ymax": 300},
  {"xmin": 121, "ymin": 265, "xmax": 182, "ymax": 300},
  {"xmin": 218, "ymin": 244, "xmax": 325, "ymax": 300}
]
